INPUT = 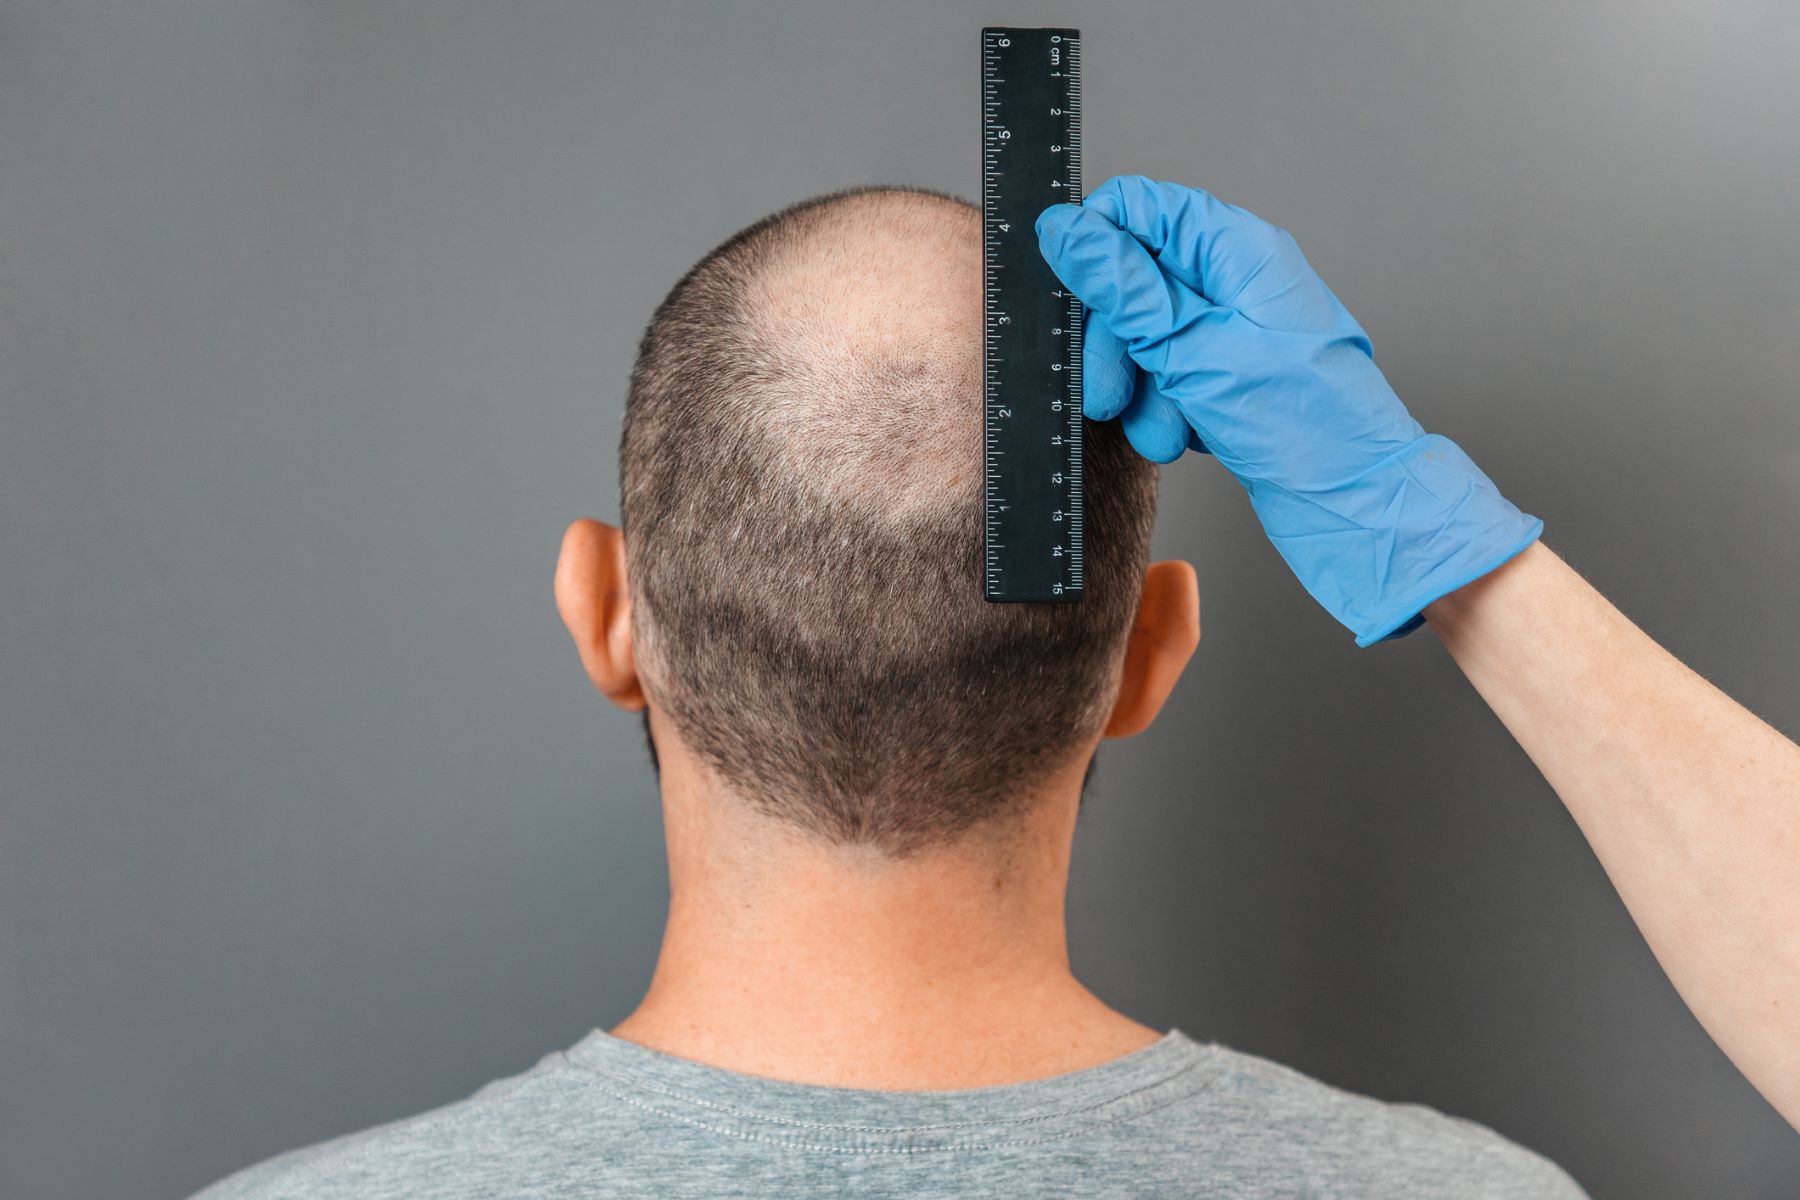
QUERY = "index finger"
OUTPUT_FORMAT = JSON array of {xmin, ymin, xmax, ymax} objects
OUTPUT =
[{"xmin": 1085, "ymin": 176, "xmax": 1360, "ymax": 339}]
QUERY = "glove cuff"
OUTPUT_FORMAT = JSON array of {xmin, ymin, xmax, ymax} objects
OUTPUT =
[{"xmin": 1256, "ymin": 435, "xmax": 1543, "ymax": 647}]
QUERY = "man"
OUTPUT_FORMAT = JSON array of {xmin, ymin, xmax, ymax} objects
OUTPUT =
[{"xmin": 194, "ymin": 180, "xmax": 1800, "ymax": 1198}]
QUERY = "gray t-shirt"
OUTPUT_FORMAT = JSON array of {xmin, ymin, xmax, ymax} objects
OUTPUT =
[{"xmin": 192, "ymin": 1028, "xmax": 1585, "ymax": 1198}]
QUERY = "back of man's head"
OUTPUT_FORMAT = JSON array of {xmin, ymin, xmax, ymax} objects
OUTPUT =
[{"xmin": 621, "ymin": 187, "xmax": 1158, "ymax": 855}]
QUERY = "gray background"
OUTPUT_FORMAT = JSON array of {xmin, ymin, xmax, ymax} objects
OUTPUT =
[{"xmin": 3, "ymin": 2, "xmax": 1797, "ymax": 1197}]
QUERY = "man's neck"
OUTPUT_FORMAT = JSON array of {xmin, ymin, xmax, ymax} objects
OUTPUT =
[{"xmin": 610, "ymin": 746, "xmax": 1159, "ymax": 1090}]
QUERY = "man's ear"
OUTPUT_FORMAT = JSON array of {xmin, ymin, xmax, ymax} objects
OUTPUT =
[
  {"xmin": 1103, "ymin": 560, "xmax": 1200, "ymax": 739},
  {"xmin": 554, "ymin": 518, "xmax": 646, "ymax": 711}
]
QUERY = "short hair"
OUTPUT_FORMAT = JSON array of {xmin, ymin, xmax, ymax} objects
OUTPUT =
[{"xmin": 620, "ymin": 186, "xmax": 1158, "ymax": 855}]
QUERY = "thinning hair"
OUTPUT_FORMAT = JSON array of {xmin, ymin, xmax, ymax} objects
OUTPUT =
[{"xmin": 620, "ymin": 186, "xmax": 1158, "ymax": 855}]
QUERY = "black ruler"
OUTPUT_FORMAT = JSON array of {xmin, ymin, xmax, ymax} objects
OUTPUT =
[{"xmin": 981, "ymin": 26, "xmax": 1083, "ymax": 602}]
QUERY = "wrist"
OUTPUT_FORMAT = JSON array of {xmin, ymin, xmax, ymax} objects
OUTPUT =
[
  {"xmin": 1352, "ymin": 435, "xmax": 1543, "ymax": 645},
  {"xmin": 1424, "ymin": 538, "xmax": 1556, "ymax": 640}
]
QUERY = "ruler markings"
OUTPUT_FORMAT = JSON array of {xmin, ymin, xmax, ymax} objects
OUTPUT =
[{"xmin": 981, "ymin": 26, "xmax": 1083, "ymax": 602}]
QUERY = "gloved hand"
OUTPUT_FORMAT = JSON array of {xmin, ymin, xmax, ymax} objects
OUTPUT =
[{"xmin": 1036, "ymin": 176, "xmax": 1543, "ymax": 646}]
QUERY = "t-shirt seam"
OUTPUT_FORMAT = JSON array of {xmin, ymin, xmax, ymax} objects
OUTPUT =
[
  {"xmin": 557, "ymin": 1047, "xmax": 1217, "ymax": 1135},
  {"xmin": 574, "ymin": 1067, "xmax": 1227, "ymax": 1155}
]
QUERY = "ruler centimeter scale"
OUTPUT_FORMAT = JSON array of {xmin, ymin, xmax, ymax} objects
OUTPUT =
[{"xmin": 981, "ymin": 26, "xmax": 1084, "ymax": 602}]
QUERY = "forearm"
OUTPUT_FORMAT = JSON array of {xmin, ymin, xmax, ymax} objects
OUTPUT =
[{"xmin": 1427, "ymin": 541, "xmax": 1800, "ymax": 1127}]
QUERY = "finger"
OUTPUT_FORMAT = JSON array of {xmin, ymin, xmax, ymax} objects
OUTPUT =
[
  {"xmin": 1084, "ymin": 176, "xmax": 1284, "ymax": 302},
  {"xmin": 1119, "ymin": 364, "xmax": 1210, "ymax": 455},
  {"xmin": 1117, "ymin": 374, "xmax": 1192, "ymax": 464},
  {"xmin": 1084, "ymin": 175, "xmax": 1363, "ymax": 339},
  {"xmin": 1036, "ymin": 202, "xmax": 1218, "ymax": 356},
  {"xmin": 1080, "ymin": 314, "xmax": 1134, "ymax": 421},
  {"xmin": 1082, "ymin": 309, "xmax": 1209, "ymax": 454}
]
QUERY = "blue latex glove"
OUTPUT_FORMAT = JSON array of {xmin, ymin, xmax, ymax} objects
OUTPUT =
[{"xmin": 1036, "ymin": 176, "xmax": 1543, "ymax": 646}]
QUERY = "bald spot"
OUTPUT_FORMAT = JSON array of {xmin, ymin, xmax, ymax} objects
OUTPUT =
[{"xmin": 742, "ymin": 191, "xmax": 983, "ymax": 523}]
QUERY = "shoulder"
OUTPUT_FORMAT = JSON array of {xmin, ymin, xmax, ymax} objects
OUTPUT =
[
  {"xmin": 1184, "ymin": 1040, "xmax": 1588, "ymax": 1198},
  {"xmin": 187, "ymin": 1052, "xmax": 586, "ymax": 1200}
]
